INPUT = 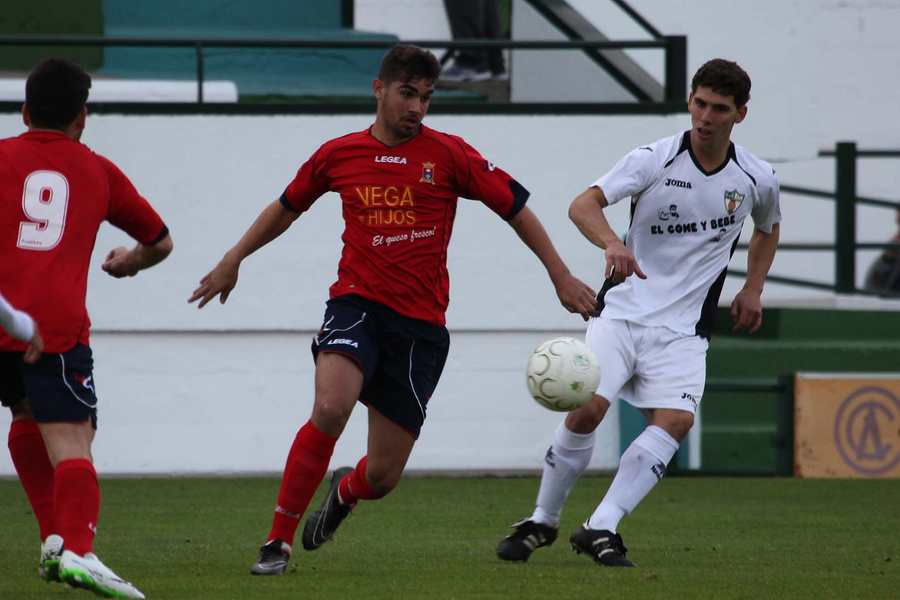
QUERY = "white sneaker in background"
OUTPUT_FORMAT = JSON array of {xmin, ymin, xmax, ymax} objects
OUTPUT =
[{"xmin": 440, "ymin": 65, "xmax": 493, "ymax": 82}]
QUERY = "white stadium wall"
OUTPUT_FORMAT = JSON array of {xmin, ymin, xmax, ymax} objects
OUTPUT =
[{"xmin": 2, "ymin": 0, "xmax": 900, "ymax": 476}]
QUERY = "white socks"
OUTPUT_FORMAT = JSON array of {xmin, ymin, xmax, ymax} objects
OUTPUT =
[
  {"xmin": 531, "ymin": 420, "xmax": 595, "ymax": 528},
  {"xmin": 587, "ymin": 425, "xmax": 679, "ymax": 533}
]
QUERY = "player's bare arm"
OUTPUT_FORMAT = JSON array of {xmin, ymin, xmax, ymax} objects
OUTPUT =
[
  {"xmin": 569, "ymin": 186, "xmax": 647, "ymax": 283},
  {"xmin": 102, "ymin": 233, "xmax": 173, "ymax": 279},
  {"xmin": 189, "ymin": 199, "xmax": 300, "ymax": 308},
  {"xmin": 507, "ymin": 206, "xmax": 597, "ymax": 320},
  {"xmin": 731, "ymin": 222, "xmax": 780, "ymax": 333}
]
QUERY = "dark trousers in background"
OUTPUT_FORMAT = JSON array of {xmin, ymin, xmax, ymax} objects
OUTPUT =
[{"xmin": 443, "ymin": 0, "xmax": 505, "ymax": 75}]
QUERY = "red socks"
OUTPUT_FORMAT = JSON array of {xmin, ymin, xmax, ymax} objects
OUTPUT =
[
  {"xmin": 338, "ymin": 456, "xmax": 385, "ymax": 505},
  {"xmin": 8, "ymin": 419, "xmax": 56, "ymax": 540},
  {"xmin": 11, "ymin": 421, "xmax": 102, "ymax": 556},
  {"xmin": 54, "ymin": 458, "xmax": 100, "ymax": 556},
  {"xmin": 268, "ymin": 421, "xmax": 338, "ymax": 547}
]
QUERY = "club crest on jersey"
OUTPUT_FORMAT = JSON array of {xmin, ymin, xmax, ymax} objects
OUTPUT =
[
  {"xmin": 420, "ymin": 162, "xmax": 436, "ymax": 185},
  {"xmin": 724, "ymin": 189, "xmax": 745, "ymax": 214}
]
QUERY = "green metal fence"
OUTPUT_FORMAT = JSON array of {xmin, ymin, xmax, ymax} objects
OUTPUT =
[
  {"xmin": 0, "ymin": 35, "xmax": 687, "ymax": 114},
  {"xmin": 730, "ymin": 142, "xmax": 900, "ymax": 297}
]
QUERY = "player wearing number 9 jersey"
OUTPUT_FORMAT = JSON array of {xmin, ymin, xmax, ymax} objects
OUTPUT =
[
  {"xmin": 0, "ymin": 58, "xmax": 171, "ymax": 598},
  {"xmin": 0, "ymin": 132, "xmax": 168, "ymax": 353}
]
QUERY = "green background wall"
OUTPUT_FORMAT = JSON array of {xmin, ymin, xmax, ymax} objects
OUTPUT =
[
  {"xmin": 0, "ymin": 0, "xmax": 103, "ymax": 71},
  {"xmin": 621, "ymin": 307, "xmax": 900, "ymax": 474}
]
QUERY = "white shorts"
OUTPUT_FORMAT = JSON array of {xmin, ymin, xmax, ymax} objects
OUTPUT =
[{"xmin": 586, "ymin": 316, "xmax": 709, "ymax": 414}]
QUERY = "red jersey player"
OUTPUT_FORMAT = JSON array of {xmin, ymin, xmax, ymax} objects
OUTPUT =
[
  {"xmin": 189, "ymin": 45, "xmax": 596, "ymax": 576},
  {"xmin": 0, "ymin": 58, "xmax": 172, "ymax": 598}
]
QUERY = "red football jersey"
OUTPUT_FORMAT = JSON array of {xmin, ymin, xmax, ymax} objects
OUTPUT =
[
  {"xmin": 282, "ymin": 125, "xmax": 529, "ymax": 326},
  {"xmin": 0, "ymin": 131, "xmax": 167, "ymax": 353}
]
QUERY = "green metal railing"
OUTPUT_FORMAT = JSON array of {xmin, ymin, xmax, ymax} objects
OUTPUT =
[
  {"xmin": 825, "ymin": 143, "xmax": 900, "ymax": 293},
  {"xmin": 730, "ymin": 142, "xmax": 900, "ymax": 297},
  {"xmin": 0, "ymin": 35, "xmax": 687, "ymax": 114}
]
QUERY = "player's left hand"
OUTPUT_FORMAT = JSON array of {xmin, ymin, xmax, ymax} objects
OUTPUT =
[
  {"xmin": 102, "ymin": 247, "xmax": 137, "ymax": 278},
  {"xmin": 555, "ymin": 274, "xmax": 597, "ymax": 321},
  {"xmin": 188, "ymin": 255, "xmax": 241, "ymax": 308},
  {"xmin": 731, "ymin": 287, "xmax": 763, "ymax": 334}
]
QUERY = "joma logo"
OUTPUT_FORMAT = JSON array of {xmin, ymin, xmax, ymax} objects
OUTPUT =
[{"xmin": 665, "ymin": 178, "xmax": 692, "ymax": 188}]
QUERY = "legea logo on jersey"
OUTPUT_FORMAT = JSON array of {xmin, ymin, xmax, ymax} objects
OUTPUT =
[
  {"xmin": 327, "ymin": 338, "xmax": 359, "ymax": 348},
  {"xmin": 355, "ymin": 185, "xmax": 417, "ymax": 226},
  {"xmin": 724, "ymin": 189, "xmax": 745, "ymax": 214},
  {"xmin": 375, "ymin": 155, "xmax": 407, "ymax": 164},
  {"xmin": 420, "ymin": 162, "xmax": 436, "ymax": 185}
]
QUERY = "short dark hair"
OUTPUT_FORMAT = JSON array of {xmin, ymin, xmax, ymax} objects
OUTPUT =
[
  {"xmin": 25, "ymin": 58, "xmax": 91, "ymax": 129},
  {"xmin": 378, "ymin": 45, "xmax": 441, "ymax": 85},
  {"xmin": 691, "ymin": 59, "xmax": 751, "ymax": 109}
]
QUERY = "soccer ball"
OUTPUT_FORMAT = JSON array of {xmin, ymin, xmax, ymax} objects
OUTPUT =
[{"xmin": 526, "ymin": 337, "xmax": 600, "ymax": 412}]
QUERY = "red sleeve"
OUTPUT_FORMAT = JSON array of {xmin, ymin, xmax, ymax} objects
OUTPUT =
[
  {"xmin": 98, "ymin": 155, "xmax": 167, "ymax": 244},
  {"xmin": 281, "ymin": 148, "xmax": 329, "ymax": 213},
  {"xmin": 448, "ymin": 135, "xmax": 529, "ymax": 221}
]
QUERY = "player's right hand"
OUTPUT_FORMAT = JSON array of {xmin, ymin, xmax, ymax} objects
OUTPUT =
[
  {"xmin": 604, "ymin": 241, "xmax": 647, "ymax": 283},
  {"xmin": 188, "ymin": 256, "xmax": 240, "ymax": 308}
]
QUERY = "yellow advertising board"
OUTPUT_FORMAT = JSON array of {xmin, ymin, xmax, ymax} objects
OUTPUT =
[{"xmin": 794, "ymin": 373, "xmax": 900, "ymax": 478}]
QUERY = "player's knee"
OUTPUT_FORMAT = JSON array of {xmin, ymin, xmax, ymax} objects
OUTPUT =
[
  {"xmin": 311, "ymin": 398, "xmax": 354, "ymax": 430},
  {"xmin": 673, "ymin": 412, "xmax": 695, "ymax": 438},
  {"xmin": 654, "ymin": 410, "xmax": 694, "ymax": 442}
]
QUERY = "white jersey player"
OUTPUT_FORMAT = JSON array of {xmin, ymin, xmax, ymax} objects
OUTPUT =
[{"xmin": 497, "ymin": 58, "xmax": 781, "ymax": 567}]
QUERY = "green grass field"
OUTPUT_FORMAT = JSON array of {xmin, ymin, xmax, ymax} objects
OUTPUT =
[{"xmin": 1, "ymin": 475, "xmax": 896, "ymax": 599}]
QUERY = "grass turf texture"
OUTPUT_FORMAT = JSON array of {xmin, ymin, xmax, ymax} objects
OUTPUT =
[{"xmin": 1, "ymin": 476, "xmax": 896, "ymax": 599}]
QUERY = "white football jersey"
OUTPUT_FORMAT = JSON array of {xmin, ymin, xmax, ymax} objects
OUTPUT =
[{"xmin": 593, "ymin": 131, "xmax": 781, "ymax": 338}]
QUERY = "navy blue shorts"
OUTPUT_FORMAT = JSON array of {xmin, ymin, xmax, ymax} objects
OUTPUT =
[
  {"xmin": 312, "ymin": 294, "xmax": 450, "ymax": 438},
  {"xmin": 0, "ymin": 344, "xmax": 98, "ymax": 427}
]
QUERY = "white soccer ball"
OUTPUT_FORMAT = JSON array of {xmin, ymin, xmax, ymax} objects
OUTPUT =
[{"xmin": 526, "ymin": 337, "xmax": 600, "ymax": 412}]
